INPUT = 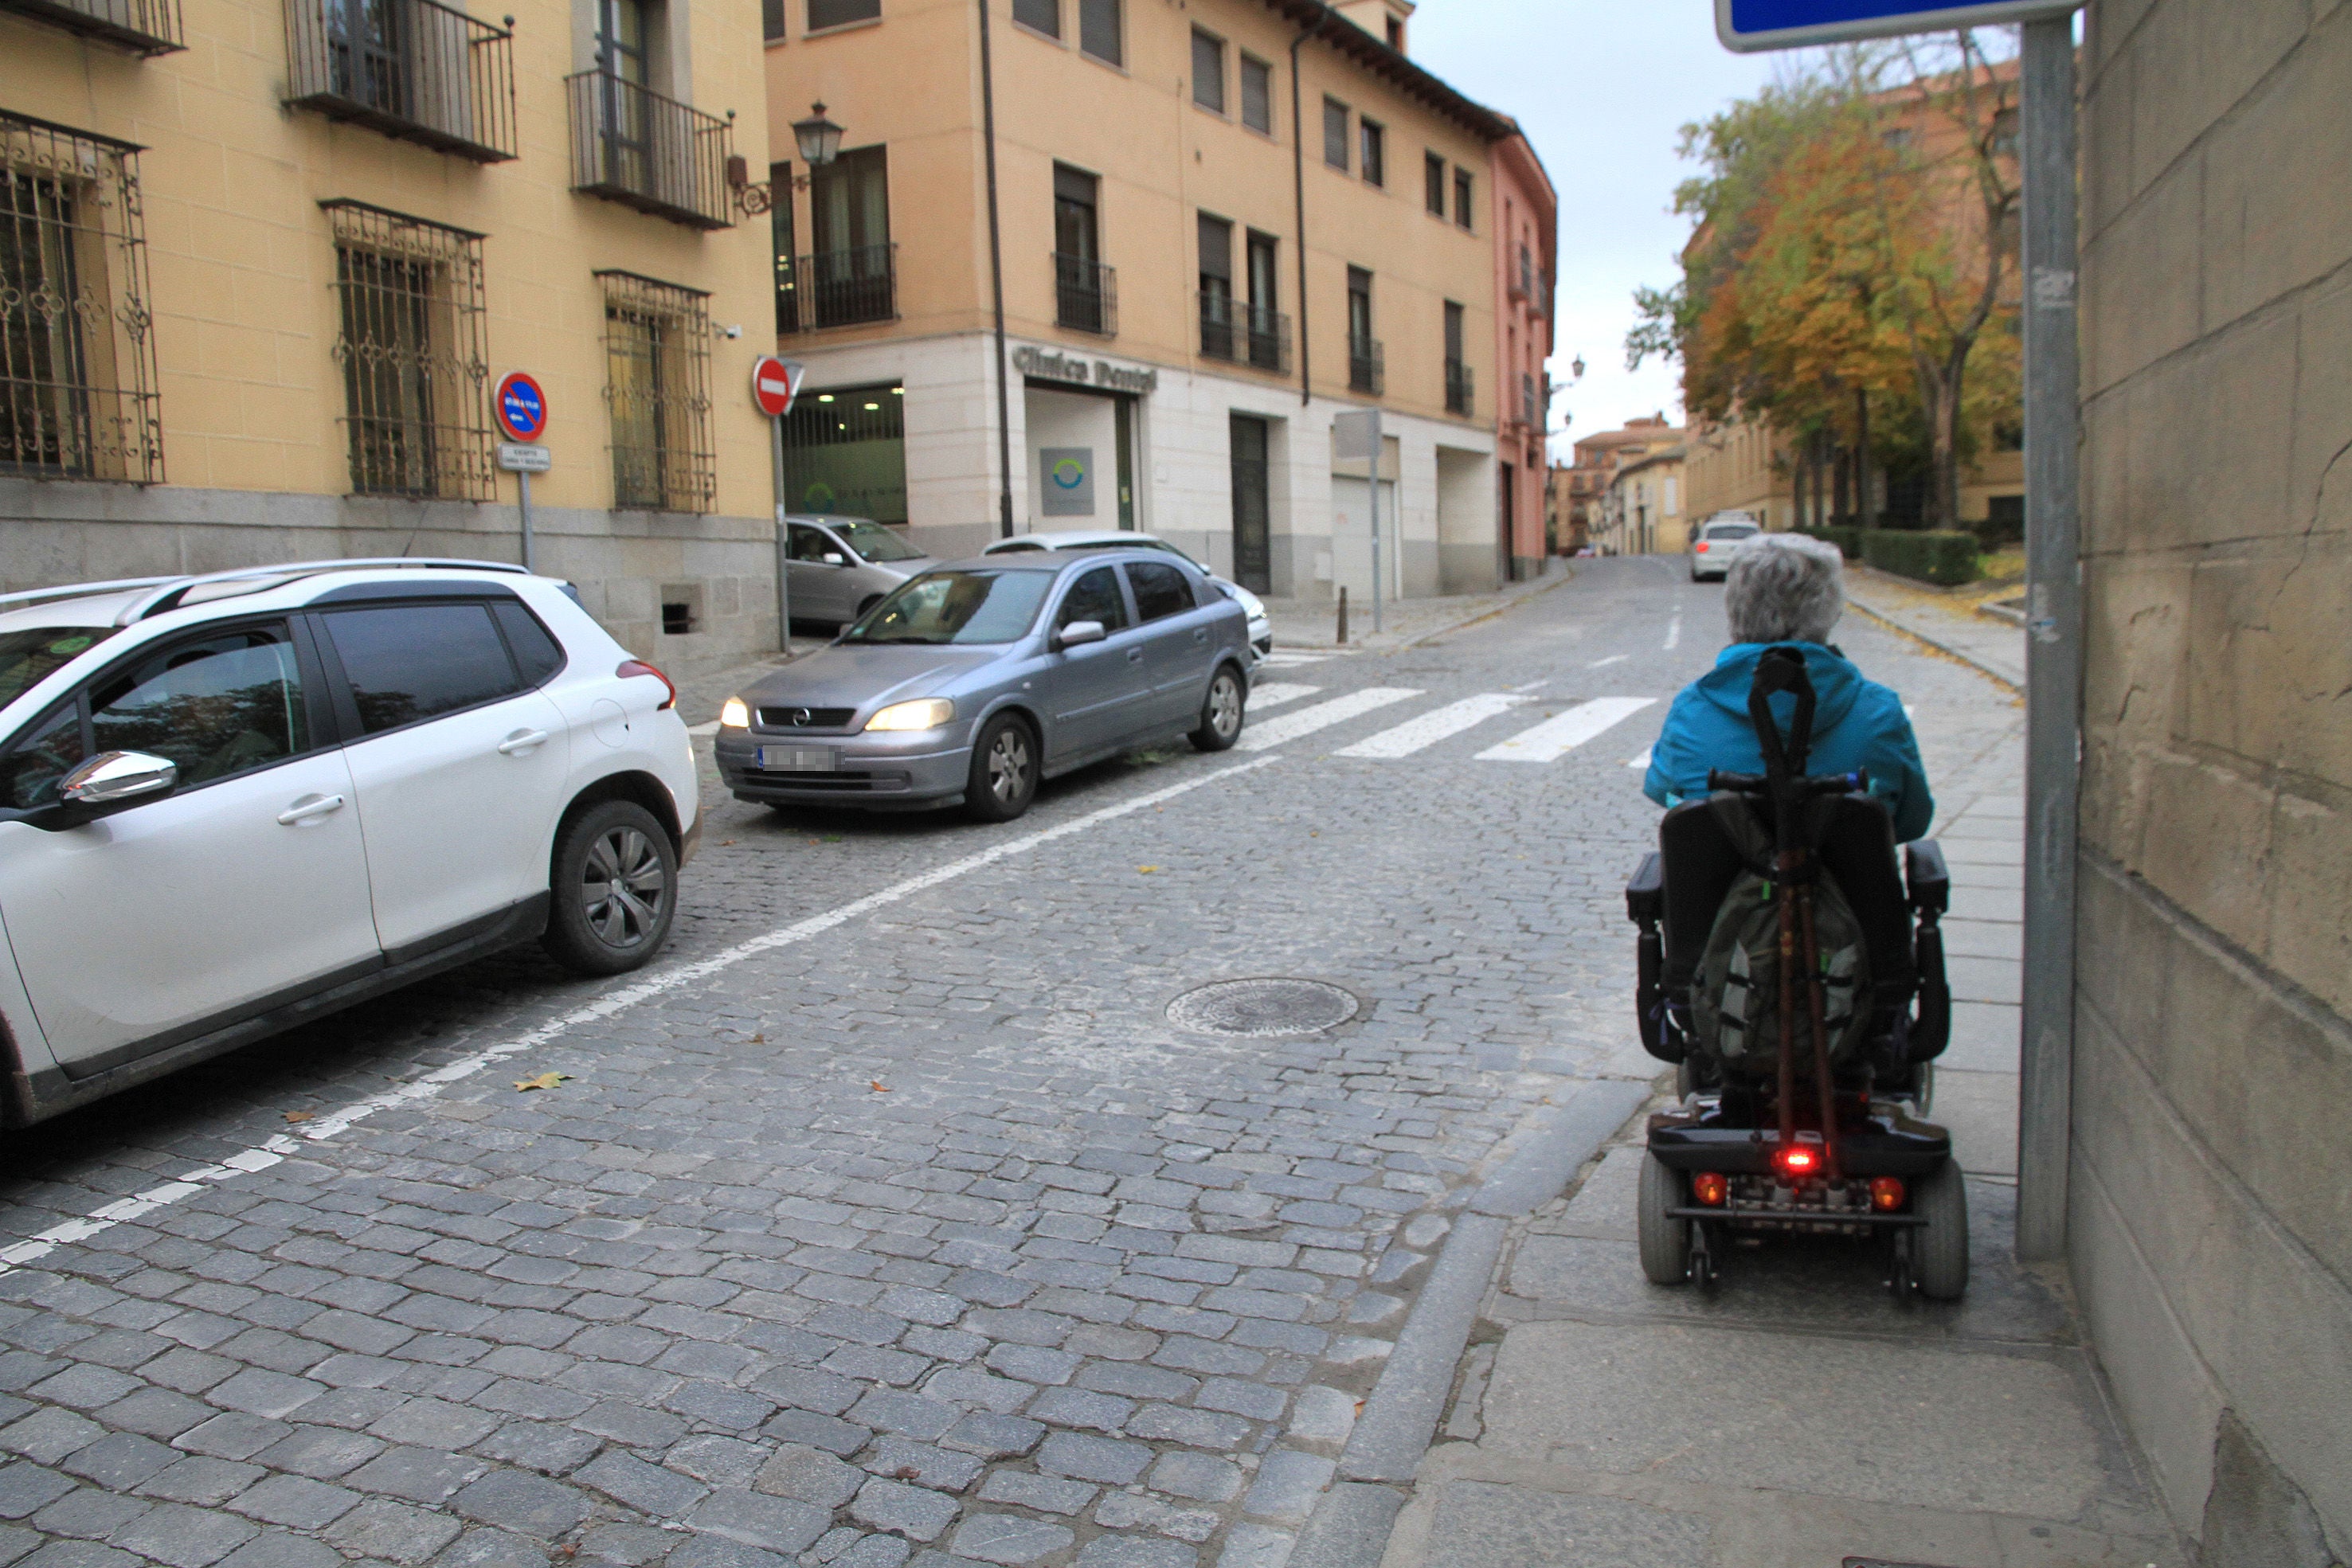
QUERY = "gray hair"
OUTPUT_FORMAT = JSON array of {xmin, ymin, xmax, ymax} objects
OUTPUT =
[{"xmin": 1725, "ymin": 534, "xmax": 1845, "ymax": 645}]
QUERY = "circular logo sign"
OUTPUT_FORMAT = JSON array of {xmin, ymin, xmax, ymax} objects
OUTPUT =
[
  {"xmin": 493, "ymin": 371, "xmax": 547, "ymax": 443},
  {"xmin": 751, "ymin": 355, "xmax": 800, "ymax": 418},
  {"xmin": 1051, "ymin": 458, "xmax": 1086, "ymax": 489}
]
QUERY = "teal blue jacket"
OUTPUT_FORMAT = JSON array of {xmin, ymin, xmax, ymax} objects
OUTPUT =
[{"xmin": 1642, "ymin": 642, "xmax": 1934, "ymax": 842}]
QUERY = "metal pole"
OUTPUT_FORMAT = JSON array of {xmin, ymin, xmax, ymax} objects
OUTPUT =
[
  {"xmin": 2016, "ymin": 15, "xmax": 2081, "ymax": 1263},
  {"xmin": 518, "ymin": 470, "xmax": 535, "ymax": 574},
  {"xmin": 1368, "ymin": 410, "xmax": 1383, "ymax": 636},
  {"xmin": 978, "ymin": 0, "xmax": 1016, "ymax": 538},
  {"xmin": 772, "ymin": 416, "xmax": 793, "ymax": 657}
]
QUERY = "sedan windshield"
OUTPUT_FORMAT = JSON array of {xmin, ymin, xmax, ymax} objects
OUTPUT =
[
  {"xmin": 1, "ymin": 626, "xmax": 117, "ymax": 710},
  {"xmin": 844, "ymin": 570, "xmax": 1052, "ymax": 645},
  {"xmin": 831, "ymin": 519, "xmax": 927, "ymax": 562}
]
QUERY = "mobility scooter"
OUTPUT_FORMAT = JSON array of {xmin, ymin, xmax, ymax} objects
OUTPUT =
[{"xmin": 1626, "ymin": 647, "xmax": 1967, "ymax": 1299}]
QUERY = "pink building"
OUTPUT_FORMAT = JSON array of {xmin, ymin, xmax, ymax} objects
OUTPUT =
[{"xmin": 1491, "ymin": 126, "xmax": 1559, "ymax": 580}]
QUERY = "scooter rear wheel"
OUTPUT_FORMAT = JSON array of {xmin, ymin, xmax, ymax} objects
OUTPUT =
[
  {"xmin": 1912, "ymin": 1155, "xmax": 1970, "ymax": 1300},
  {"xmin": 1637, "ymin": 1153, "xmax": 1693, "ymax": 1285}
]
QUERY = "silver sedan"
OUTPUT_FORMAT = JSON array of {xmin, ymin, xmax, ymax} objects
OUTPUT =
[{"xmin": 714, "ymin": 549, "xmax": 1253, "ymax": 821}]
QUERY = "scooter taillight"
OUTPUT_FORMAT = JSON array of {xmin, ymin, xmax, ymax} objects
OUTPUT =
[
  {"xmin": 1692, "ymin": 1172, "xmax": 1728, "ymax": 1207},
  {"xmin": 1869, "ymin": 1176, "xmax": 1907, "ymax": 1212},
  {"xmin": 1771, "ymin": 1143, "xmax": 1822, "ymax": 1182}
]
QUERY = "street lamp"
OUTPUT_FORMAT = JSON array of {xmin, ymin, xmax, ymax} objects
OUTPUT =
[{"xmin": 728, "ymin": 103, "xmax": 847, "ymax": 216}]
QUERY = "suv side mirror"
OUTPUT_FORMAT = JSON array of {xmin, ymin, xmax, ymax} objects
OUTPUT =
[
  {"xmin": 822, "ymin": 553, "xmax": 846, "ymax": 566},
  {"xmin": 33, "ymin": 750, "xmax": 178, "ymax": 831},
  {"xmin": 1054, "ymin": 620, "xmax": 1106, "ymax": 650}
]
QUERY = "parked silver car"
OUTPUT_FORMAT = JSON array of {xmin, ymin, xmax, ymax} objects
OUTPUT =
[
  {"xmin": 714, "ymin": 549, "xmax": 1253, "ymax": 822},
  {"xmin": 784, "ymin": 515, "xmax": 937, "ymax": 628},
  {"xmin": 980, "ymin": 530, "xmax": 1272, "ymax": 660},
  {"xmin": 1689, "ymin": 513, "xmax": 1762, "ymax": 581}
]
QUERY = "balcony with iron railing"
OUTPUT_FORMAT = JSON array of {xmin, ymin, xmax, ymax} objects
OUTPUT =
[
  {"xmin": 779, "ymin": 244, "xmax": 898, "ymax": 332},
  {"xmin": 1348, "ymin": 337, "xmax": 1383, "ymax": 397},
  {"xmin": 1054, "ymin": 252, "xmax": 1117, "ymax": 337},
  {"xmin": 566, "ymin": 70, "xmax": 735, "ymax": 230},
  {"xmin": 1197, "ymin": 293, "xmax": 1290, "ymax": 376},
  {"xmin": 1445, "ymin": 358, "xmax": 1473, "ymax": 417},
  {"xmin": 285, "ymin": 0, "xmax": 515, "ymax": 161},
  {"xmin": 2, "ymin": 0, "xmax": 181, "ymax": 53}
]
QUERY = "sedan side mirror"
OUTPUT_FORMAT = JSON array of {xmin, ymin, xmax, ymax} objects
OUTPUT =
[
  {"xmin": 1054, "ymin": 620, "xmax": 1106, "ymax": 650},
  {"xmin": 823, "ymin": 553, "xmax": 846, "ymax": 566}
]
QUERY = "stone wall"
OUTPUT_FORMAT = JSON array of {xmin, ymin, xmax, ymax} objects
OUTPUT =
[{"xmin": 2075, "ymin": 1, "xmax": 2352, "ymax": 1560}]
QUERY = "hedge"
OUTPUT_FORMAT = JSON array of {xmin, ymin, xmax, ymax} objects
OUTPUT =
[
  {"xmin": 1795, "ymin": 524, "xmax": 1865, "ymax": 560},
  {"xmin": 1859, "ymin": 529, "xmax": 1982, "ymax": 587}
]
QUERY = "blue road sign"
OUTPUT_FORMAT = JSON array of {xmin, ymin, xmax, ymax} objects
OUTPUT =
[
  {"xmin": 495, "ymin": 371, "xmax": 548, "ymax": 444},
  {"xmin": 1717, "ymin": 0, "xmax": 2076, "ymax": 52}
]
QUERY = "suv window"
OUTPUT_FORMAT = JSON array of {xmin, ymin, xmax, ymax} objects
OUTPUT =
[
  {"xmin": 88, "ymin": 626, "xmax": 311, "ymax": 790},
  {"xmin": 1125, "ymin": 561, "xmax": 1193, "ymax": 623},
  {"xmin": 0, "ymin": 704, "xmax": 84, "ymax": 812},
  {"xmin": 323, "ymin": 604, "xmax": 522, "ymax": 734},
  {"xmin": 1056, "ymin": 566, "xmax": 1129, "ymax": 633},
  {"xmin": 491, "ymin": 603, "xmax": 565, "ymax": 687}
]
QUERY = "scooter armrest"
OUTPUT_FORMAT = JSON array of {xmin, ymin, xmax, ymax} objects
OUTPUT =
[
  {"xmin": 1626, "ymin": 851, "xmax": 1664, "ymax": 925},
  {"xmin": 1904, "ymin": 841, "xmax": 1951, "ymax": 915}
]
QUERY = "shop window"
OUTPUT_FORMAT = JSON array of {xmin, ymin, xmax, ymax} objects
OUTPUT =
[{"xmin": 779, "ymin": 381, "xmax": 907, "ymax": 523}]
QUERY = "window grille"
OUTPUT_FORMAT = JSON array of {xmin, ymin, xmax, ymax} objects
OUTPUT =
[
  {"xmin": 1, "ymin": 114, "xmax": 164, "ymax": 484},
  {"xmin": 598, "ymin": 270, "xmax": 714, "ymax": 514},
  {"xmin": 323, "ymin": 199, "xmax": 491, "ymax": 500}
]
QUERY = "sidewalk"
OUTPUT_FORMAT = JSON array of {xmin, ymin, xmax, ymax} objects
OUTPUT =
[
  {"xmin": 1262, "ymin": 565, "xmax": 1575, "ymax": 655},
  {"xmin": 1841, "ymin": 565, "xmax": 2029, "ymax": 690},
  {"xmin": 1307, "ymin": 721, "xmax": 2189, "ymax": 1568}
]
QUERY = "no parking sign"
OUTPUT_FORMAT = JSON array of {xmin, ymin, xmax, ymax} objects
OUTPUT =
[{"xmin": 494, "ymin": 371, "xmax": 548, "ymax": 444}]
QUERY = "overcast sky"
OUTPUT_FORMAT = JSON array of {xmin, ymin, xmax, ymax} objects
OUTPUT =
[{"xmin": 1407, "ymin": 2, "xmax": 1783, "ymax": 459}]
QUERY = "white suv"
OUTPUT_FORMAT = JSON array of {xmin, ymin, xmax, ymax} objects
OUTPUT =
[{"xmin": 0, "ymin": 560, "xmax": 699, "ymax": 1128}]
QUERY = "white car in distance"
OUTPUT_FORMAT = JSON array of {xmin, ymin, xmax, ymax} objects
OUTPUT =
[
  {"xmin": 0, "ymin": 560, "xmax": 699, "ymax": 1128},
  {"xmin": 1689, "ymin": 514, "xmax": 1763, "ymax": 581}
]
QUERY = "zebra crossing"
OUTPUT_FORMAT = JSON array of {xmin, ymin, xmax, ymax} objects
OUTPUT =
[{"xmin": 1236, "ymin": 682, "xmax": 1658, "ymax": 765}]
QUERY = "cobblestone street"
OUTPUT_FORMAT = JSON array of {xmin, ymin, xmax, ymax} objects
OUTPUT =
[{"xmin": 1, "ymin": 560, "xmax": 2033, "ymax": 1568}]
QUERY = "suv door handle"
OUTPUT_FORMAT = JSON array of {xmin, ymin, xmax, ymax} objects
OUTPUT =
[
  {"xmin": 276, "ymin": 793, "xmax": 346, "ymax": 827},
  {"xmin": 497, "ymin": 729, "xmax": 551, "ymax": 755}
]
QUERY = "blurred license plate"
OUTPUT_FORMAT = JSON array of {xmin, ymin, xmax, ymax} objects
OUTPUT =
[{"xmin": 758, "ymin": 745, "xmax": 836, "ymax": 772}]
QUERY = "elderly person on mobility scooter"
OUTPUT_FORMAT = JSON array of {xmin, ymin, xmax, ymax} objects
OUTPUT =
[
  {"xmin": 1626, "ymin": 532, "xmax": 1967, "ymax": 1299},
  {"xmin": 1645, "ymin": 533, "xmax": 1934, "ymax": 842}
]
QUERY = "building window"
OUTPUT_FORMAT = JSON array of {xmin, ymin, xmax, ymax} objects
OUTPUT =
[
  {"xmin": 1322, "ymin": 97, "xmax": 1348, "ymax": 170},
  {"xmin": 1245, "ymin": 229, "xmax": 1286, "ymax": 372},
  {"xmin": 1346, "ymin": 265, "xmax": 1380, "ymax": 395},
  {"xmin": 807, "ymin": 0, "xmax": 879, "ymax": 28},
  {"xmin": 1240, "ymin": 54, "xmax": 1272, "ymax": 134},
  {"xmin": 1191, "ymin": 29, "xmax": 1225, "ymax": 113},
  {"xmin": 1197, "ymin": 211, "xmax": 1233, "ymax": 358},
  {"xmin": 1012, "ymin": 0, "xmax": 1055, "ymax": 36},
  {"xmin": 1453, "ymin": 167, "xmax": 1473, "ymax": 229},
  {"xmin": 762, "ymin": 0, "xmax": 784, "ymax": 39},
  {"xmin": 1359, "ymin": 119, "xmax": 1383, "ymax": 186},
  {"xmin": 780, "ymin": 381, "xmax": 906, "ymax": 522},
  {"xmin": 1053, "ymin": 162, "xmax": 1113, "ymax": 334},
  {"xmin": 598, "ymin": 270, "xmax": 714, "ymax": 513},
  {"xmin": 284, "ymin": 0, "xmax": 519, "ymax": 162},
  {"xmin": 1384, "ymin": 14, "xmax": 1402, "ymax": 49},
  {"xmin": 803, "ymin": 143, "xmax": 896, "ymax": 327},
  {"xmin": 324, "ymin": 200, "xmax": 489, "ymax": 500},
  {"xmin": 1424, "ymin": 151, "xmax": 1445, "ymax": 215},
  {"xmin": 770, "ymin": 160, "xmax": 796, "ymax": 332},
  {"xmin": 1443, "ymin": 300, "xmax": 1470, "ymax": 416},
  {"xmin": 0, "ymin": 115, "xmax": 163, "ymax": 484},
  {"xmin": 1078, "ymin": 0, "xmax": 1118, "ymax": 65}
]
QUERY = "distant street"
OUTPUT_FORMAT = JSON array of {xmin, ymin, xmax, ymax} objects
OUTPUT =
[{"xmin": 2, "ymin": 562, "xmax": 2033, "ymax": 1568}]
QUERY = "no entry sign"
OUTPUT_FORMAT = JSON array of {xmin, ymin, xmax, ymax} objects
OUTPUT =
[
  {"xmin": 493, "ymin": 371, "xmax": 547, "ymax": 443},
  {"xmin": 752, "ymin": 356, "xmax": 804, "ymax": 418}
]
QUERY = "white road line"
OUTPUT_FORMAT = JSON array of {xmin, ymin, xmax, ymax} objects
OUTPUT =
[
  {"xmin": 1235, "ymin": 687, "xmax": 1422, "ymax": 752},
  {"xmin": 1627, "ymin": 747, "xmax": 1653, "ymax": 769},
  {"xmin": 1586, "ymin": 654, "xmax": 1630, "ymax": 669},
  {"xmin": 1477, "ymin": 697, "xmax": 1658, "ymax": 764},
  {"xmin": 0, "ymin": 753, "xmax": 1286, "ymax": 1278},
  {"xmin": 1510, "ymin": 678, "xmax": 1550, "ymax": 693},
  {"xmin": 1336, "ymin": 693, "xmax": 1525, "ymax": 759},
  {"xmin": 1259, "ymin": 651, "xmax": 1335, "ymax": 667},
  {"xmin": 1247, "ymin": 682, "xmax": 1322, "ymax": 712},
  {"xmin": 1664, "ymin": 616, "xmax": 1682, "ymax": 651}
]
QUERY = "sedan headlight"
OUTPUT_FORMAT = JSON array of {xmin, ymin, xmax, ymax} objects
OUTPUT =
[
  {"xmin": 865, "ymin": 698, "xmax": 955, "ymax": 732},
  {"xmin": 719, "ymin": 697, "xmax": 751, "ymax": 729}
]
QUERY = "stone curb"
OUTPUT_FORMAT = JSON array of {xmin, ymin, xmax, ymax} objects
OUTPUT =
[
  {"xmin": 1267, "ymin": 569, "xmax": 1576, "ymax": 654},
  {"xmin": 1287, "ymin": 1077, "xmax": 1653, "ymax": 1564},
  {"xmin": 1843, "ymin": 596, "xmax": 2024, "ymax": 694}
]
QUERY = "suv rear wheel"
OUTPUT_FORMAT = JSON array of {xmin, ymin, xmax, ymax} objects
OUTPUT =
[{"xmin": 543, "ymin": 799, "xmax": 678, "ymax": 976}]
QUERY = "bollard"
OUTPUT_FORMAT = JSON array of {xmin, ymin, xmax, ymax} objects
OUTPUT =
[{"xmin": 1337, "ymin": 585, "xmax": 1348, "ymax": 646}]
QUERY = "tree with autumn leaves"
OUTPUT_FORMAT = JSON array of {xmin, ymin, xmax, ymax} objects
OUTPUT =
[{"xmin": 1630, "ymin": 34, "xmax": 2022, "ymax": 532}]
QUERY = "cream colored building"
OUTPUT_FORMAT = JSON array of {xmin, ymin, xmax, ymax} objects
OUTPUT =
[
  {"xmin": 1596, "ymin": 443, "xmax": 1687, "ymax": 556},
  {"xmin": 1682, "ymin": 413, "xmax": 2025, "ymax": 537},
  {"xmin": 2, "ymin": 0, "xmax": 777, "ymax": 674},
  {"xmin": 756, "ymin": 0, "xmax": 1511, "ymax": 601}
]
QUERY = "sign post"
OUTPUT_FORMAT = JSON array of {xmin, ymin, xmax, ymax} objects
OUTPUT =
[
  {"xmin": 493, "ymin": 372, "xmax": 550, "ymax": 573},
  {"xmin": 752, "ymin": 355, "xmax": 807, "ymax": 655},
  {"xmin": 1715, "ymin": 0, "xmax": 2084, "ymax": 1261}
]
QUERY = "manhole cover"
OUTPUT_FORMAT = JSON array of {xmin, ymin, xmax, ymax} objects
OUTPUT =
[{"xmin": 1168, "ymin": 979, "xmax": 1360, "ymax": 1038}]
